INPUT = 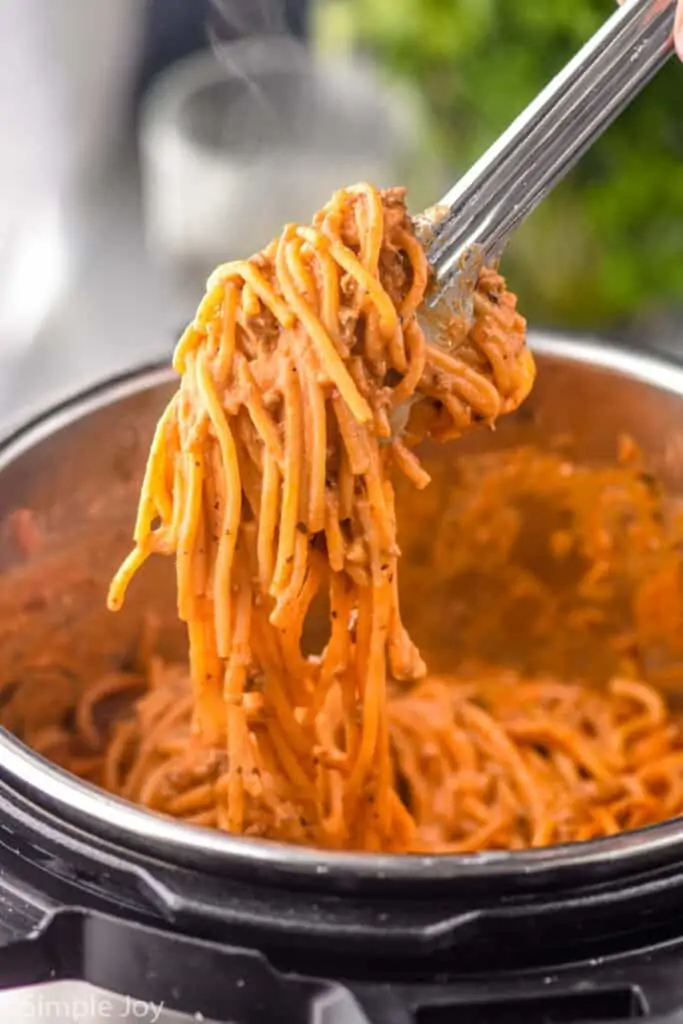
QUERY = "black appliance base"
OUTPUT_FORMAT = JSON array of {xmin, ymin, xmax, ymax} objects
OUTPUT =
[{"xmin": 3, "ymin": 777, "xmax": 683, "ymax": 1024}]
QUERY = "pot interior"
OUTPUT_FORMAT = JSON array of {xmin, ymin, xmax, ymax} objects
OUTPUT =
[{"xmin": 2, "ymin": 336, "xmax": 683, "ymax": 878}]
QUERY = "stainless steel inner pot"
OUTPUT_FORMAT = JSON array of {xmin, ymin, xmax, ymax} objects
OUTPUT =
[{"xmin": 2, "ymin": 332, "xmax": 683, "ymax": 891}]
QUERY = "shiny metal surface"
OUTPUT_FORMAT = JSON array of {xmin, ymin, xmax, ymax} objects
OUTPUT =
[
  {"xmin": 426, "ymin": 0, "xmax": 676, "ymax": 297},
  {"xmin": 2, "ymin": 333, "xmax": 683, "ymax": 891}
]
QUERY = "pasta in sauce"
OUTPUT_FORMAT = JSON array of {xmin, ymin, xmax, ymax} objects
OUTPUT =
[{"xmin": 12, "ymin": 183, "xmax": 683, "ymax": 854}]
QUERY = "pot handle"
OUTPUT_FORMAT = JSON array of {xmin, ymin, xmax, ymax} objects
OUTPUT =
[
  {"xmin": 350, "ymin": 974, "xmax": 679, "ymax": 1024},
  {"xmin": 349, "ymin": 970, "xmax": 683, "ymax": 1024}
]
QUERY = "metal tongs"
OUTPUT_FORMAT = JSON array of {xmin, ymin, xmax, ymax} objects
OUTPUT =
[{"xmin": 422, "ymin": 0, "xmax": 677, "ymax": 332}]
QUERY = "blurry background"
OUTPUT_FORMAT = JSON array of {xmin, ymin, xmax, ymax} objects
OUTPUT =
[{"xmin": 0, "ymin": 0, "xmax": 680, "ymax": 436}]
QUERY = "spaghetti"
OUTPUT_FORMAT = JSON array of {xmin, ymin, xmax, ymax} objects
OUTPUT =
[
  {"xmin": 17, "ymin": 181, "xmax": 683, "ymax": 854},
  {"xmin": 104, "ymin": 183, "xmax": 535, "ymax": 850},
  {"xmin": 25, "ymin": 657, "xmax": 683, "ymax": 852},
  {"xmin": 12, "ymin": 427, "xmax": 683, "ymax": 852}
]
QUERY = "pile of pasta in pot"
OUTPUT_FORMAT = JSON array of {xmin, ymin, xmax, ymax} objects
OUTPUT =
[{"xmin": 20, "ymin": 183, "xmax": 683, "ymax": 854}]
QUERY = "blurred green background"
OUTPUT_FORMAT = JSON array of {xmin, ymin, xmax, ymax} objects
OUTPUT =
[{"xmin": 317, "ymin": 0, "xmax": 683, "ymax": 332}]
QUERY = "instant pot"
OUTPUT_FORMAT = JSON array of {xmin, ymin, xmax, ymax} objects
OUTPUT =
[{"xmin": 3, "ymin": 335, "xmax": 683, "ymax": 1023}]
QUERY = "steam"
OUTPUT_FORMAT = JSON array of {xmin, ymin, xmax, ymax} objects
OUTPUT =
[
  {"xmin": 202, "ymin": 0, "xmax": 313, "ymax": 156},
  {"xmin": 142, "ymin": 0, "xmax": 406, "ymax": 267},
  {"xmin": 208, "ymin": 0, "xmax": 296, "ymax": 41}
]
